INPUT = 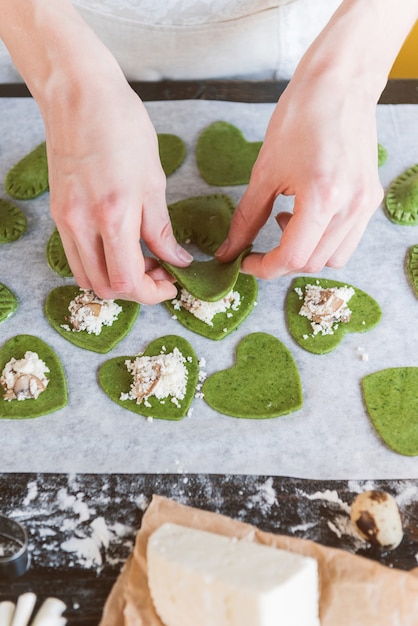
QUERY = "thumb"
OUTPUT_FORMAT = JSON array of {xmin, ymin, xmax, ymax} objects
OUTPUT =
[
  {"xmin": 142, "ymin": 194, "xmax": 193, "ymax": 267},
  {"xmin": 215, "ymin": 180, "xmax": 274, "ymax": 262}
]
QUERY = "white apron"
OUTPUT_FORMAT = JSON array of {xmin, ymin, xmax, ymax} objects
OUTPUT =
[{"xmin": 0, "ymin": 0, "xmax": 341, "ymax": 82}]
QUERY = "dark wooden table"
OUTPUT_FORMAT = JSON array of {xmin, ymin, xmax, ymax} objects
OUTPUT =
[{"xmin": 1, "ymin": 79, "xmax": 418, "ymax": 625}]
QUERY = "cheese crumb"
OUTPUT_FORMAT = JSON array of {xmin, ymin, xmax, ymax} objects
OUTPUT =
[
  {"xmin": 171, "ymin": 288, "xmax": 240, "ymax": 326},
  {"xmin": 63, "ymin": 289, "xmax": 122, "ymax": 335},
  {"xmin": 298, "ymin": 284, "xmax": 354, "ymax": 336},
  {"xmin": 1, "ymin": 351, "xmax": 49, "ymax": 401},
  {"xmin": 121, "ymin": 348, "xmax": 188, "ymax": 405}
]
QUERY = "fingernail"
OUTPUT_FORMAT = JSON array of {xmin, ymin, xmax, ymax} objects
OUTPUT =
[
  {"xmin": 176, "ymin": 245, "xmax": 193, "ymax": 264},
  {"xmin": 215, "ymin": 238, "xmax": 229, "ymax": 257}
]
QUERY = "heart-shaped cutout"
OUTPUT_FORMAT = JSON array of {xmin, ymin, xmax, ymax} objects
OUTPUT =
[
  {"xmin": 196, "ymin": 121, "xmax": 263, "ymax": 186},
  {"xmin": 0, "ymin": 283, "xmax": 18, "ymax": 323},
  {"xmin": 362, "ymin": 367, "xmax": 418, "ymax": 456},
  {"xmin": 99, "ymin": 335, "xmax": 199, "ymax": 420},
  {"xmin": 385, "ymin": 163, "xmax": 418, "ymax": 225},
  {"xmin": 45, "ymin": 286, "xmax": 140, "ymax": 353},
  {"xmin": 165, "ymin": 273, "xmax": 258, "ymax": 340},
  {"xmin": 0, "ymin": 334, "xmax": 67, "ymax": 419},
  {"xmin": 168, "ymin": 194, "xmax": 235, "ymax": 255},
  {"xmin": 286, "ymin": 277, "xmax": 382, "ymax": 354},
  {"xmin": 158, "ymin": 133, "xmax": 186, "ymax": 176},
  {"xmin": 46, "ymin": 228, "xmax": 73, "ymax": 277},
  {"xmin": 202, "ymin": 332, "xmax": 303, "ymax": 418},
  {"xmin": 5, "ymin": 142, "xmax": 49, "ymax": 200},
  {"xmin": 0, "ymin": 198, "xmax": 27, "ymax": 243}
]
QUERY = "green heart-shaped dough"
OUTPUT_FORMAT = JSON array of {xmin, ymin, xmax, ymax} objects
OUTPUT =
[
  {"xmin": 202, "ymin": 332, "xmax": 303, "ymax": 419},
  {"xmin": 99, "ymin": 335, "xmax": 198, "ymax": 420},
  {"xmin": 385, "ymin": 164, "xmax": 418, "ymax": 225},
  {"xmin": 0, "ymin": 198, "xmax": 27, "ymax": 243},
  {"xmin": 158, "ymin": 133, "xmax": 186, "ymax": 176},
  {"xmin": 196, "ymin": 121, "xmax": 262, "ymax": 186},
  {"xmin": 286, "ymin": 277, "xmax": 382, "ymax": 355},
  {"xmin": 5, "ymin": 142, "xmax": 49, "ymax": 200},
  {"xmin": 168, "ymin": 194, "xmax": 235, "ymax": 255},
  {"xmin": 165, "ymin": 273, "xmax": 258, "ymax": 340},
  {"xmin": 162, "ymin": 247, "xmax": 250, "ymax": 302},
  {"xmin": 406, "ymin": 244, "xmax": 418, "ymax": 297},
  {"xmin": 362, "ymin": 367, "xmax": 418, "ymax": 456},
  {"xmin": 46, "ymin": 228, "xmax": 73, "ymax": 277},
  {"xmin": 378, "ymin": 143, "xmax": 387, "ymax": 167},
  {"xmin": 44, "ymin": 286, "xmax": 140, "ymax": 353},
  {"xmin": 0, "ymin": 283, "xmax": 18, "ymax": 323},
  {"xmin": 0, "ymin": 334, "xmax": 67, "ymax": 419},
  {"xmin": 163, "ymin": 194, "xmax": 250, "ymax": 300}
]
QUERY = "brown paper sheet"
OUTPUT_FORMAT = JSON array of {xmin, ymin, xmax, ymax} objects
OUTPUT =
[{"xmin": 99, "ymin": 495, "xmax": 418, "ymax": 626}]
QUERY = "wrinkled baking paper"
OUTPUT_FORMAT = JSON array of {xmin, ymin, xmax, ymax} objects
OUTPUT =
[{"xmin": 100, "ymin": 495, "xmax": 418, "ymax": 626}]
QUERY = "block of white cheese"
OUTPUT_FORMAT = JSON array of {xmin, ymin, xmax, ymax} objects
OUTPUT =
[{"xmin": 147, "ymin": 522, "xmax": 320, "ymax": 626}]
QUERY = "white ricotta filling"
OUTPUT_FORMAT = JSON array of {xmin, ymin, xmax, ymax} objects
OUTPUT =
[
  {"xmin": 1, "ymin": 351, "xmax": 49, "ymax": 401},
  {"xmin": 147, "ymin": 523, "xmax": 320, "ymax": 626},
  {"xmin": 120, "ymin": 348, "xmax": 188, "ymax": 406},
  {"xmin": 298, "ymin": 284, "xmax": 355, "ymax": 336},
  {"xmin": 62, "ymin": 289, "xmax": 122, "ymax": 335},
  {"xmin": 171, "ymin": 288, "xmax": 241, "ymax": 326}
]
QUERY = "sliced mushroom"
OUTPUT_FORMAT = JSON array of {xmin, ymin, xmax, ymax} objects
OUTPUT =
[{"xmin": 13, "ymin": 374, "xmax": 46, "ymax": 399}]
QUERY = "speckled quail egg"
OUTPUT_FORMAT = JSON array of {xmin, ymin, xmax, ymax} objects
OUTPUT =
[{"xmin": 350, "ymin": 490, "xmax": 403, "ymax": 550}]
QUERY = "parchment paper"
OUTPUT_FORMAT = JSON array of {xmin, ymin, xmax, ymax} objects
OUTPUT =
[
  {"xmin": 99, "ymin": 495, "xmax": 418, "ymax": 626},
  {"xmin": 1, "ymin": 99, "xmax": 418, "ymax": 478}
]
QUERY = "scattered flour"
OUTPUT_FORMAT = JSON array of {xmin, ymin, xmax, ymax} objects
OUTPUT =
[{"xmin": 306, "ymin": 489, "xmax": 351, "ymax": 514}]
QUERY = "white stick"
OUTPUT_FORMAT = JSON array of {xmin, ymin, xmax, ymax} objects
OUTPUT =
[
  {"xmin": 10, "ymin": 593, "xmax": 37, "ymax": 626},
  {"xmin": 31, "ymin": 597, "xmax": 67, "ymax": 626},
  {"xmin": 0, "ymin": 601, "xmax": 16, "ymax": 626}
]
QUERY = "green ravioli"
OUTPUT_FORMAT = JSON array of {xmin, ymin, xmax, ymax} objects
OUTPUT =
[
  {"xmin": 378, "ymin": 143, "xmax": 388, "ymax": 167},
  {"xmin": 406, "ymin": 244, "xmax": 418, "ymax": 297},
  {"xmin": 196, "ymin": 121, "xmax": 262, "ymax": 186},
  {"xmin": 202, "ymin": 332, "xmax": 303, "ymax": 419},
  {"xmin": 46, "ymin": 228, "xmax": 73, "ymax": 277},
  {"xmin": 385, "ymin": 163, "xmax": 418, "ymax": 225},
  {"xmin": 0, "ymin": 198, "xmax": 27, "ymax": 243},
  {"xmin": 168, "ymin": 194, "xmax": 235, "ymax": 255},
  {"xmin": 162, "ymin": 247, "xmax": 250, "ymax": 302},
  {"xmin": 5, "ymin": 142, "xmax": 49, "ymax": 200},
  {"xmin": 286, "ymin": 277, "xmax": 382, "ymax": 355},
  {"xmin": 0, "ymin": 334, "xmax": 67, "ymax": 419},
  {"xmin": 362, "ymin": 367, "xmax": 418, "ymax": 456},
  {"xmin": 99, "ymin": 335, "xmax": 199, "ymax": 420},
  {"xmin": 162, "ymin": 193, "xmax": 252, "ymax": 301},
  {"xmin": 158, "ymin": 133, "xmax": 186, "ymax": 176},
  {"xmin": 44, "ymin": 285, "xmax": 139, "ymax": 353},
  {"xmin": 0, "ymin": 283, "xmax": 18, "ymax": 323},
  {"xmin": 165, "ymin": 273, "xmax": 258, "ymax": 340}
]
